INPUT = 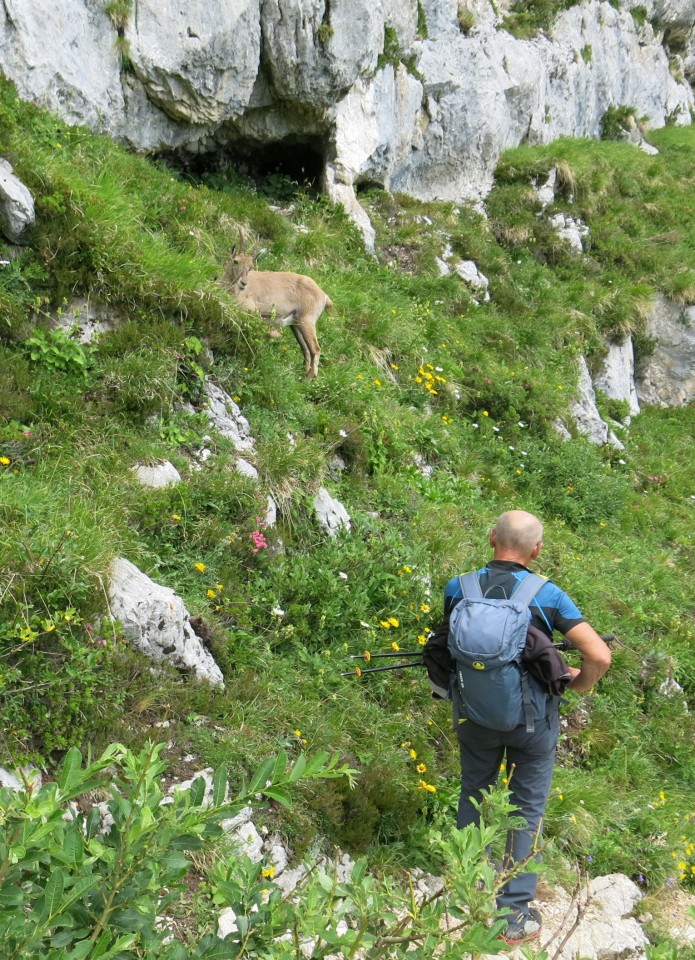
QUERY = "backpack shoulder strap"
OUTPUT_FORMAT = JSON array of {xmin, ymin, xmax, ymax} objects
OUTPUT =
[
  {"xmin": 459, "ymin": 571, "xmax": 483, "ymax": 599},
  {"xmin": 510, "ymin": 573, "xmax": 546, "ymax": 607}
]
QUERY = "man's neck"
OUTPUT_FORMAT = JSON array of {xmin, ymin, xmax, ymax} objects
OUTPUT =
[{"xmin": 492, "ymin": 551, "xmax": 533, "ymax": 566}]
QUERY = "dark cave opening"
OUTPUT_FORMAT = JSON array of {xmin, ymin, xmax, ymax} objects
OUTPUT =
[{"xmin": 163, "ymin": 136, "xmax": 327, "ymax": 197}]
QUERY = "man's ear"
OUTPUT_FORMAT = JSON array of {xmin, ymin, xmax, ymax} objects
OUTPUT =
[
  {"xmin": 530, "ymin": 541, "xmax": 543, "ymax": 561},
  {"xmin": 489, "ymin": 528, "xmax": 497, "ymax": 549}
]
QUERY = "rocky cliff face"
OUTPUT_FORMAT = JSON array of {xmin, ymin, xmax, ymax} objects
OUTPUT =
[{"xmin": 1, "ymin": 0, "xmax": 692, "ymax": 219}]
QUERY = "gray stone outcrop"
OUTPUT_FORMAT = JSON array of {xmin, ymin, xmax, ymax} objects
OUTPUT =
[
  {"xmin": 108, "ymin": 557, "xmax": 224, "ymax": 686},
  {"xmin": 595, "ymin": 337, "xmax": 641, "ymax": 419},
  {"xmin": 203, "ymin": 381, "xmax": 255, "ymax": 452},
  {"xmin": 572, "ymin": 356, "xmax": 625, "ymax": 448},
  {"xmin": 0, "ymin": 159, "xmax": 34, "ymax": 242},
  {"xmin": 636, "ymin": 295, "xmax": 695, "ymax": 407},
  {"xmin": 53, "ymin": 298, "xmax": 117, "ymax": 343},
  {"xmin": 1, "ymin": 0, "xmax": 691, "ymax": 244}
]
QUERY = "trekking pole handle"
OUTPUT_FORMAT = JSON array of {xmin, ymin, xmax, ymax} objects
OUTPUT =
[{"xmin": 554, "ymin": 633, "xmax": 615, "ymax": 651}]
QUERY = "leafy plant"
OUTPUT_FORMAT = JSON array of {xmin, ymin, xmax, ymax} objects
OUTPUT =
[
  {"xmin": 25, "ymin": 327, "xmax": 90, "ymax": 379},
  {"xmin": 0, "ymin": 742, "xmax": 355, "ymax": 958}
]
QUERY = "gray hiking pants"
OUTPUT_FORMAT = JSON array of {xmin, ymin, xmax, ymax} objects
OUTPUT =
[{"xmin": 456, "ymin": 705, "xmax": 560, "ymax": 918}]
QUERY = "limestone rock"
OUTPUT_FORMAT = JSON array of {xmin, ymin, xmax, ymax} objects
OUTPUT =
[
  {"xmin": 572, "ymin": 356, "xmax": 625, "ymax": 448},
  {"xmin": 548, "ymin": 212, "xmax": 589, "ymax": 253},
  {"xmin": 131, "ymin": 461, "xmax": 182, "ymax": 488},
  {"xmin": 535, "ymin": 168, "xmax": 557, "ymax": 208},
  {"xmin": 218, "ymin": 906, "xmax": 239, "ymax": 939},
  {"xmin": 108, "ymin": 557, "xmax": 224, "ymax": 686},
  {"xmin": 455, "ymin": 259, "xmax": 490, "ymax": 300},
  {"xmin": 594, "ymin": 337, "xmax": 640, "ymax": 418},
  {"xmin": 0, "ymin": 159, "xmax": 35, "ymax": 242},
  {"xmin": 260, "ymin": 0, "xmax": 417, "ymax": 108},
  {"xmin": 1, "ymin": 0, "xmax": 693, "ymax": 234},
  {"xmin": 314, "ymin": 487, "xmax": 351, "ymax": 536},
  {"xmin": 228, "ymin": 820, "xmax": 264, "ymax": 863},
  {"xmin": 636, "ymin": 295, "xmax": 695, "ymax": 407},
  {"xmin": 264, "ymin": 495, "xmax": 278, "ymax": 528},
  {"xmin": 125, "ymin": 0, "xmax": 260, "ymax": 125},
  {"xmin": 235, "ymin": 457, "xmax": 259, "ymax": 480},
  {"xmin": 0, "ymin": 766, "xmax": 41, "ymax": 792},
  {"xmin": 53, "ymin": 298, "xmax": 117, "ymax": 343},
  {"xmin": 204, "ymin": 381, "xmax": 255, "ymax": 451}
]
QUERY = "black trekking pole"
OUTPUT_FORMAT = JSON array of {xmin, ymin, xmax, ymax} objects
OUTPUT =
[{"xmin": 341, "ymin": 649, "xmax": 425, "ymax": 678}]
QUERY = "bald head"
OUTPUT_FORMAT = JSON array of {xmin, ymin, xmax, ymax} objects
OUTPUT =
[{"xmin": 490, "ymin": 510, "xmax": 543, "ymax": 563}]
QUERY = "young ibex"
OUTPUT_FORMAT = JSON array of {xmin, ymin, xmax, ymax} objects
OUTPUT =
[{"xmin": 221, "ymin": 240, "xmax": 333, "ymax": 381}]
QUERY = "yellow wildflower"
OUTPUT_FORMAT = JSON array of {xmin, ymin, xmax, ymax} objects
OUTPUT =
[
  {"xmin": 0, "ymin": 457, "xmax": 10, "ymax": 465},
  {"xmin": 420, "ymin": 603, "xmax": 430, "ymax": 614},
  {"xmin": 417, "ymin": 634, "xmax": 427, "ymax": 645},
  {"xmin": 391, "ymin": 642, "xmax": 400, "ymax": 652},
  {"xmin": 294, "ymin": 729, "xmax": 302, "ymax": 738},
  {"xmin": 380, "ymin": 620, "xmax": 392, "ymax": 629},
  {"xmin": 388, "ymin": 617, "xmax": 400, "ymax": 627},
  {"xmin": 262, "ymin": 866, "xmax": 275, "ymax": 879},
  {"xmin": 416, "ymin": 763, "xmax": 427, "ymax": 774},
  {"xmin": 193, "ymin": 562, "xmax": 206, "ymax": 572},
  {"xmin": 409, "ymin": 749, "xmax": 417, "ymax": 760}
]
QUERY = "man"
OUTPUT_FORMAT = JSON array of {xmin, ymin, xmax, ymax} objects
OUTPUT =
[{"xmin": 424, "ymin": 510, "xmax": 611, "ymax": 946}]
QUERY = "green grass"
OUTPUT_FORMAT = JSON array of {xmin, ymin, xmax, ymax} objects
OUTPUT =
[{"xmin": 1, "ymin": 72, "xmax": 695, "ymax": 933}]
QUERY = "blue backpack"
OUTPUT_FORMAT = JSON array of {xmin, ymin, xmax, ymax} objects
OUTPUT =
[{"xmin": 448, "ymin": 572, "xmax": 549, "ymax": 732}]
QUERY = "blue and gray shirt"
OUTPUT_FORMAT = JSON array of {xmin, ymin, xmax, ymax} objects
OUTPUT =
[{"xmin": 443, "ymin": 560, "xmax": 584, "ymax": 638}]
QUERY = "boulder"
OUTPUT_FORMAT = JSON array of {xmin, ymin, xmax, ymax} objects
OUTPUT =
[
  {"xmin": 455, "ymin": 259, "xmax": 490, "ymax": 300},
  {"xmin": 234, "ymin": 458, "xmax": 259, "ymax": 480},
  {"xmin": 131, "ymin": 461, "xmax": 182, "ymax": 488},
  {"xmin": 108, "ymin": 557, "xmax": 224, "ymax": 686},
  {"xmin": 0, "ymin": 159, "xmax": 35, "ymax": 242},
  {"xmin": 314, "ymin": 486, "xmax": 351, "ymax": 536}
]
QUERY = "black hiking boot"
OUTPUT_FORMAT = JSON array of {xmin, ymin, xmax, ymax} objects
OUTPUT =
[{"xmin": 499, "ymin": 907, "xmax": 542, "ymax": 945}]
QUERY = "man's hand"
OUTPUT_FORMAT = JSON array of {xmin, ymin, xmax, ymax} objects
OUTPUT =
[{"xmin": 564, "ymin": 623, "xmax": 612, "ymax": 692}]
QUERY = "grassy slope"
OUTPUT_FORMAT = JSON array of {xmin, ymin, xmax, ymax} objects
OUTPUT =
[{"xmin": 1, "ymin": 77, "xmax": 694, "ymax": 939}]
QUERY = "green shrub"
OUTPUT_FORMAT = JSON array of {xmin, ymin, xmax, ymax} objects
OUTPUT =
[
  {"xmin": 600, "ymin": 104, "xmax": 637, "ymax": 140},
  {"xmin": 514, "ymin": 438, "xmax": 631, "ymax": 526}
]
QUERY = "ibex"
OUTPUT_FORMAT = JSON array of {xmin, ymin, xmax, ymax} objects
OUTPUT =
[{"xmin": 221, "ymin": 238, "xmax": 333, "ymax": 381}]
